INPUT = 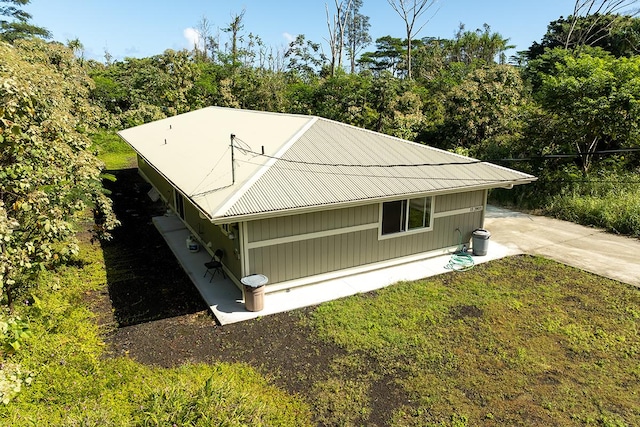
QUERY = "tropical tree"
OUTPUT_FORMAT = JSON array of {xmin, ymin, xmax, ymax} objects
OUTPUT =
[
  {"xmin": 345, "ymin": 0, "xmax": 371, "ymax": 73},
  {"xmin": 66, "ymin": 37, "xmax": 84, "ymax": 63},
  {"xmin": 284, "ymin": 34, "xmax": 327, "ymax": 82},
  {"xmin": 528, "ymin": 13, "xmax": 640, "ymax": 59},
  {"xmin": 386, "ymin": 0, "xmax": 441, "ymax": 79},
  {"xmin": 563, "ymin": 0, "xmax": 639, "ymax": 50},
  {"xmin": 429, "ymin": 64, "xmax": 528, "ymax": 157},
  {"xmin": 0, "ymin": 39, "xmax": 117, "ymax": 307},
  {"xmin": 446, "ymin": 23, "xmax": 514, "ymax": 65},
  {"xmin": 529, "ymin": 47, "xmax": 640, "ymax": 174},
  {"xmin": 359, "ymin": 36, "xmax": 407, "ymax": 77},
  {"xmin": 194, "ymin": 15, "xmax": 218, "ymax": 61},
  {"xmin": 0, "ymin": 0, "xmax": 50, "ymax": 41},
  {"xmin": 222, "ymin": 9, "xmax": 245, "ymax": 67}
]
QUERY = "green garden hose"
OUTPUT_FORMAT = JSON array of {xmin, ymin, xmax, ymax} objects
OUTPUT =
[
  {"xmin": 445, "ymin": 229, "xmax": 475, "ymax": 272},
  {"xmin": 445, "ymin": 253, "xmax": 475, "ymax": 272}
]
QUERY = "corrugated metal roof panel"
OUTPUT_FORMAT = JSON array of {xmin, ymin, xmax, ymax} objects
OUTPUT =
[
  {"xmin": 118, "ymin": 106, "xmax": 314, "ymax": 216},
  {"xmin": 119, "ymin": 108, "xmax": 534, "ymax": 220},
  {"xmin": 222, "ymin": 118, "xmax": 535, "ymax": 218}
]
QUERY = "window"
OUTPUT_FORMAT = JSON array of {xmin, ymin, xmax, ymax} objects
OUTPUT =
[
  {"xmin": 174, "ymin": 190, "xmax": 185, "ymax": 219},
  {"xmin": 381, "ymin": 196, "xmax": 432, "ymax": 236}
]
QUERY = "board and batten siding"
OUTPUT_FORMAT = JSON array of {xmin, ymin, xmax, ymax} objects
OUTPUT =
[
  {"xmin": 138, "ymin": 156, "xmax": 175, "ymax": 207},
  {"xmin": 137, "ymin": 154, "xmax": 243, "ymax": 282},
  {"xmin": 246, "ymin": 190, "xmax": 486, "ymax": 284}
]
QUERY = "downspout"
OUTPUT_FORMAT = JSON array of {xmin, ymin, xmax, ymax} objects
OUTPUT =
[
  {"xmin": 239, "ymin": 221, "xmax": 250, "ymax": 277},
  {"xmin": 481, "ymin": 189, "xmax": 488, "ymax": 227}
]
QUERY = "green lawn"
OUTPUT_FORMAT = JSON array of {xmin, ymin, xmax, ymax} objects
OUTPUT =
[
  {"xmin": 91, "ymin": 130, "xmax": 137, "ymax": 170},
  {"xmin": 309, "ymin": 256, "xmax": 640, "ymax": 426},
  {"xmin": 0, "ymin": 225, "xmax": 312, "ymax": 426}
]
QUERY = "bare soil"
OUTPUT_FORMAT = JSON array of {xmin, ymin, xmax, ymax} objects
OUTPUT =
[{"xmin": 96, "ymin": 169, "xmax": 404, "ymax": 426}]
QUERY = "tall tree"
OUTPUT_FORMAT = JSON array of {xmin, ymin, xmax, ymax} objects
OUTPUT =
[
  {"xmin": 386, "ymin": 0, "xmax": 441, "ymax": 79},
  {"xmin": 195, "ymin": 15, "xmax": 218, "ymax": 61},
  {"xmin": 528, "ymin": 0, "xmax": 640, "ymax": 59},
  {"xmin": 0, "ymin": 0, "xmax": 50, "ymax": 41},
  {"xmin": 345, "ymin": 0, "xmax": 372, "ymax": 73},
  {"xmin": 431, "ymin": 65, "xmax": 527, "ymax": 155},
  {"xmin": 222, "ymin": 9, "xmax": 245, "ymax": 67},
  {"xmin": 0, "ymin": 39, "xmax": 117, "ymax": 307},
  {"xmin": 325, "ymin": 0, "xmax": 352, "ymax": 76},
  {"xmin": 285, "ymin": 34, "xmax": 327, "ymax": 81},
  {"xmin": 447, "ymin": 23, "xmax": 514, "ymax": 65},
  {"xmin": 529, "ymin": 47, "xmax": 640, "ymax": 174},
  {"xmin": 564, "ymin": 0, "xmax": 639, "ymax": 49},
  {"xmin": 359, "ymin": 35, "xmax": 407, "ymax": 77},
  {"xmin": 66, "ymin": 37, "xmax": 84, "ymax": 64}
]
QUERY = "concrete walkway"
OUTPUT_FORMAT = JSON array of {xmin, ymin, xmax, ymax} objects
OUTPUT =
[
  {"xmin": 484, "ymin": 206, "xmax": 640, "ymax": 288},
  {"xmin": 153, "ymin": 213, "xmax": 511, "ymax": 325},
  {"xmin": 153, "ymin": 207, "xmax": 639, "ymax": 325}
]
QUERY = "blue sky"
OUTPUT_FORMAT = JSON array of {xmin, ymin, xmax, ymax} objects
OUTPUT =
[{"xmin": 26, "ymin": 0, "xmax": 582, "ymax": 62}]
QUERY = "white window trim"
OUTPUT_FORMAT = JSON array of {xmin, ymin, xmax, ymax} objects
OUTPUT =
[{"xmin": 378, "ymin": 196, "xmax": 435, "ymax": 240}]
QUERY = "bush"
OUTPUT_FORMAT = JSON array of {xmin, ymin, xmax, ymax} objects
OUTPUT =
[{"xmin": 490, "ymin": 168, "xmax": 640, "ymax": 237}]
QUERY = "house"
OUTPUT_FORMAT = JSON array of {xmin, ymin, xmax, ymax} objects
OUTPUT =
[{"xmin": 118, "ymin": 106, "xmax": 535, "ymax": 293}]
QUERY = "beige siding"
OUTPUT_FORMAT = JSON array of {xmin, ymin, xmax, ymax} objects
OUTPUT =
[
  {"xmin": 138, "ymin": 155, "xmax": 242, "ymax": 281},
  {"xmin": 247, "ymin": 204, "xmax": 378, "ymax": 242},
  {"xmin": 138, "ymin": 156, "xmax": 174, "ymax": 206},
  {"xmin": 247, "ymin": 191, "xmax": 485, "ymax": 284},
  {"xmin": 183, "ymin": 200, "xmax": 242, "ymax": 281},
  {"xmin": 136, "ymin": 159, "xmax": 486, "ymax": 286},
  {"xmin": 435, "ymin": 191, "xmax": 484, "ymax": 213}
]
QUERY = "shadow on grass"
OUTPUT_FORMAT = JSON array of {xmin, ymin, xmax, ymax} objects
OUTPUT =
[{"xmin": 100, "ymin": 168, "xmax": 208, "ymax": 327}]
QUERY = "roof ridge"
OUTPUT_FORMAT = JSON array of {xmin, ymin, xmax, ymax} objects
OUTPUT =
[
  {"xmin": 207, "ymin": 105, "xmax": 313, "ymax": 120},
  {"xmin": 211, "ymin": 116, "xmax": 319, "ymax": 219}
]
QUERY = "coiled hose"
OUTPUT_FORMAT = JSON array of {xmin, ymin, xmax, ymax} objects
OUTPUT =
[{"xmin": 445, "ymin": 229, "xmax": 475, "ymax": 272}]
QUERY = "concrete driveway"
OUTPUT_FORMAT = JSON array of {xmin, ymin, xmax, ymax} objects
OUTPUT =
[{"xmin": 484, "ymin": 206, "xmax": 640, "ymax": 288}]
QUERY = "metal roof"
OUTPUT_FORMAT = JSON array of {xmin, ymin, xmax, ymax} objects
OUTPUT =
[{"xmin": 118, "ymin": 107, "xmax": 536, "ymax": 222}]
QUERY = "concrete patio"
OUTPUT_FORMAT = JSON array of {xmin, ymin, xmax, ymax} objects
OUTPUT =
[{"xmin": 154, "ymin": 214, "xmax": 512, "ymax": 325}]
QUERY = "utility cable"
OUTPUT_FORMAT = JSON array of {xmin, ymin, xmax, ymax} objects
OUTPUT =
[
  {"xmin": 234, "ymin": 146, "xmax": 483, "ymax": 168},
  {"xmin": 189, "ymin": 146, "xmax": 231, "ymax": 197},
  {"xmin": 234, "ymin": 158, "xmax": 529, "ymax": 184}
]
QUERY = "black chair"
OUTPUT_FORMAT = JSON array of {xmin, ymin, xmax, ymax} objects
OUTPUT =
[{"xmin": 203, "ymin": 249, "xmax": 225, "ymax": 282}]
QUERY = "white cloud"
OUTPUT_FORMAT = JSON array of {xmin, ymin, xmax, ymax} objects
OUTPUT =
[
  {"xmin": 183, "ymin": 27, "xmax": 202, "ymax": 50},
  {"xmin": 282, "ymin": 32, "xmax": 295, "ymax": 43}
]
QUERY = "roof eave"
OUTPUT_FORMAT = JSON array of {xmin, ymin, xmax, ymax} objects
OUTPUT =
[{"xmin": 209, "ymin": 177, "xmax": 536, "ymax": 224}]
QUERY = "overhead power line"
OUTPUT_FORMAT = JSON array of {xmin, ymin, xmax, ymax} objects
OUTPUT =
[
  {"xmin": 232, "ymin": 137, "xmax": 484, "ymax": 168},
  {"xmin": 497, "ymin": 148, "xmax": 640, "ymax": 162},
  {"xmin": 235, "ymin": 158, "xmax": 530, "ymax": 184}
]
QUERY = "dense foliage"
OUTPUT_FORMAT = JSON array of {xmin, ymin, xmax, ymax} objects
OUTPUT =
[{"xmin": 0, "ymin": 39, "xmax": 118, "ymax": 308}]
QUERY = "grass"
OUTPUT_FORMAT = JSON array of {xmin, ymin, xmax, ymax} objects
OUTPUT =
[
  {"xmin": 91, "ymin": 130, "xmax": 136, "ymax": 170},
  {"xmin": 0, "ymin": 229, "xmax": 312, "ymax": 426},
  {"xmin": 546, "ymin": 188, "xmax": 640, "ymax": 237},
  {"xmin": 309, "ymin": 256, "xmax": 640, "ymax": 426}
]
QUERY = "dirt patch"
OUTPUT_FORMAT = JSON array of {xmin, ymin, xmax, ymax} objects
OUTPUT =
[
  {"xmin": 97, "ymin": 169, "xmax": 409, "ymax": 426},
  {"xmin": 101, "ymin": 169, "xmax": 208, "ymax": 327},
  {"xmin": 450, "ymin": 304, "xmax": 483, "ymax": 319}
]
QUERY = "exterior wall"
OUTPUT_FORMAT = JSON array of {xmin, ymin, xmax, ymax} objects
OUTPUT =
[
  {"xmin": 138, "ymin": 156, "xmax": 174, "ymax": 207},
  {"xmin": 182, "ymin": 199, "xmax": 243, "ymax": 282},
  {"xmin": 246, "ymin": 191, "xmax": 485, "ymax": 284},
  {"xmin": 137, "ymin": 155, "xmax": 242, "ymax": 282},
  {"xmin": 137, "ymin": 151, "xmax": 486, "ymax": 287}
]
